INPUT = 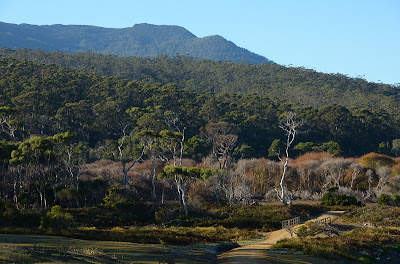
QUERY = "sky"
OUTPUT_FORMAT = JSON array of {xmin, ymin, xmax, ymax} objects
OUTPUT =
[{"xmin": 1, "ymin": 0, "xmax": 399, "ymax": 85}]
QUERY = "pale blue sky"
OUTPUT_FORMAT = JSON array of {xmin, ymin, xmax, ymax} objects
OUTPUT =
[{"xmin": 1, "ymin": 0, "xmax": 399, "ymax": 85}]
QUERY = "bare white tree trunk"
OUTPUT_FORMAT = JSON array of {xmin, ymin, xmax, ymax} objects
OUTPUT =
[
  {"xmin": 164, "ymin": 113, "xmax": 186, "ymax": 167},
  {"xmin": 175, "ymin": 175, "xmax": 188, "ymax": 215},
  {"xmin": 278, "ymin": 112, "xmax": 303, "ymax": 205},
  {"xmin": 280, "ymin": 156, "xmax": 289, "ymax": 205},
  {"xmin": 350, "ymin": 163, "xmax": 363, "ymax": 189},
  {"xmin": 151, "ymin": 149, "xmax": 157, "ymax": 200}
]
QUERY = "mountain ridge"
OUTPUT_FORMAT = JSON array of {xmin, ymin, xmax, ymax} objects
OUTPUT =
[{"xmin": 0, "ymin": 21, "xmax": 272, "ymax": 64}]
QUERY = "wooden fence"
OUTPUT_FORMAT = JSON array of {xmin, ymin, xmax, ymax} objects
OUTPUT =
[
  {"xmin": 281, "ymin": 216, "xmax": 301, "ymax": 238},
  {"xmin": 282, "ymin": 216, "xmax": 300, "ymax": 229},
  {"xmin": 313, "ymin": 216, "xmax": 331, "ymax": 225}
]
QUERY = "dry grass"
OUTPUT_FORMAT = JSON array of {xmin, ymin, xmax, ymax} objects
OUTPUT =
[
  {"xmin": 342, "ymin": 204, "xmax": 400, "ymax": 226},
  {"xmin": 0, "ymin": 233, "xmax": 220, "ymax": 263},
  {"xmin": 273, "ymin": 227, "xmax": 400, "ymax": 263}
]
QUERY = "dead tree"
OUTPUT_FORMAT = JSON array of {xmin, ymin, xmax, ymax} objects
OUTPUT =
[
  {"xmin": 278, "ymin": 112, "xmax": 303, "ymax": 205},
  {"xmin": 203, "ymin": 122, "xmax": 238, "ymax": 169}
]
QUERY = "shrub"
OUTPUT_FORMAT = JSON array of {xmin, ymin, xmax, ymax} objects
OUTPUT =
[
  {"xmin": 273, "ymin": 227, "xmax": 400, "ymax": 261},
  {"xmin": 391, "ymin": 194, "xmax": 400, "ymax": 206},
  {"xmin": 359, "ymin": 152, "xmax": 395, "ymax": 170},
  {"xmin": 100, "ymin": 186, "xmax": 137, "ymax": 209},
  {"xmin": 57, "ymin": 187, "xmax": 79, "ymax": 208},
  {"xmin": 392, "ymin": 163, "xmax": 400, "ymax": 176},
  {"xmin": 378, "ymin": 194, "xmax": 390, "ymax": 205},
  {"xmin": 378, "ymin": 193, "xmax": 400, "ymax": 206},
  {"xmin": 296, "ymin": 224, "xmax": 310, "ymax": 239},
  {"xmin": 321, "ymin": 187, "xmax": 362, "ymax": 206},
  {"xmin": 0, "ymin": 200, "xmax": 18, "ymax": 216},
  {"xmin": 313, "ymin": 141, "xmax": 343, "ymax": 156},
  {"xmin": 155, "ymin": 206, "xmax": 180, "ymax": 224},
  {"xmin": 293, "ymin": 142, "xmax": 315, "ymax": 156},
  {"xmin": 40, "ymin": 205, "xmax": 74, "ymax": 230},
  {"xmin": 295, "ymin": 152, "xmax": 333, "ymax": 163}
]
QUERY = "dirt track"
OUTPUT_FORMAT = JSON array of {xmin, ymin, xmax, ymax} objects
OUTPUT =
[{"xmin": 218, "ymin": 211, "xmax": 344, "ymax": 264}]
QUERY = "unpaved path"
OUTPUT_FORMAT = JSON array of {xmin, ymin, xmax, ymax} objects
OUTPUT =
[{"xmin": 218, "ymin": 211, "xmax": 345, "ymax": 264}]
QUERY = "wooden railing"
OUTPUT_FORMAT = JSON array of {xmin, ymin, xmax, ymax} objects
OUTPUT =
[
  {"xmin": 313, "ymin": 216, "xmax": 331, "ymax": 225},
  {"xmin": 282, "ymin": 216, "xmax": 301, "ymax": 238},
  {"xmin": 282, "ymin": 216, "xmax": 300, "ymax": 229}
]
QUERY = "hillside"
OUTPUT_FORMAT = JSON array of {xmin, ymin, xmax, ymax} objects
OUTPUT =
[
  {"xmin": 0, "ymin": 56, "xmax": 398, "ymax": 157},
  {"xmin": 1, "ymin": 48, "xmax": 399, "ymax": 119},
  {"xmin": 0, "ymin": 22, "xmax": 272, "ymax": 64}
]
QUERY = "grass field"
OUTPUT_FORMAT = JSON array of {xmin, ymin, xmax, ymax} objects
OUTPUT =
[{"xmin": 0, "ymin": 233, "xmax": 222, "ymax": 263}]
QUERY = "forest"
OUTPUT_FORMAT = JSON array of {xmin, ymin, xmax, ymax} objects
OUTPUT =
[
  {"xmin": 0, "ymin": 51, "xmax": 399, "ymax": 206},
  {"xmin": 1, "ymin": 48, "xmax": 399, "ymax": 117},
  {"xmin": 1, "ymin": 50, "xmax": 400, "ymax": 262}
]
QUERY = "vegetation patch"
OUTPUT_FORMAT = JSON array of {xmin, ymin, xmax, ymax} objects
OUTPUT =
[
  {"xmin": 342, "ymin": 204, "xmax": 400, "ymax": 226},
  {"xmin": 0, "ymin": 204, "xmax": 325, "ymax": 245},
  {"xmin": 321, "ymin": 187, "xmax": 363, "ymax": 207},
  {"xmin": 0, "ymin": 233, "xmax": 219, "ymax": 263},
  {"xmin": 273, "ymin": 227, "xmax": 400, "ymax": 262}
]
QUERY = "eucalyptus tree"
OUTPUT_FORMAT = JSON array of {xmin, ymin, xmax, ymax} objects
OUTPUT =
[
  {"xmin": 160, "ymin": 112, "xmax": 186, "ymax": 166},
  {"xmin": 118, "ymin": 126, "xmax": 146, "ymax": 187},
  {"xmin": 8, "ymin": 132, "xmax": 73, "ymax": 208},
  {"xmin": 138, "ymin": 129, "xmax": 160, "ymax": 200},
  {"xmin": 159, "ymin": 166, "xmax": 217, "ymax": 215}
]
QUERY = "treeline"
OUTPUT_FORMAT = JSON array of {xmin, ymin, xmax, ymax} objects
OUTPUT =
[
  {"xmin": 0, "ymin": 56, "xmax": 399, "ymax": 157},
  {"xmin": 1, "ymin": 48, "xmax": 400, "ymax": 118}
]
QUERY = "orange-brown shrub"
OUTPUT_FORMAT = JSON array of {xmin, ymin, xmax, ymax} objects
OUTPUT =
[
  {"xmin": 81, "ymin": 159, "xmax": 122, "ymax": 182},
  {"xmin": 359, "ymin": 152, "xmax": 395, "ymax": 169},
  {"xmin": 392, "ymin": 163, "xmax": 400, "ymax": 176},
  {"xmin": 293, "ymin": 152, "xmax": 333, "ymax": 165}
]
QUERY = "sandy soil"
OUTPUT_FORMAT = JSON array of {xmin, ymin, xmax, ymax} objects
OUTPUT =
[{"xmin": 218, "ymin": 211, "xmax": 345, "ymax": 264}]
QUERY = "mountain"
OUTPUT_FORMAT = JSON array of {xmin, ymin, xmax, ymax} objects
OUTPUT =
[{"xmin": 0, "ymin": 22, "xmax": 273, "ymax": 64}]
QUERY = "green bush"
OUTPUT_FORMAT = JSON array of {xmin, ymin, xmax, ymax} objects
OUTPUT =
[
  {"xmin": 378, "ymin": 194, "xmax": 390, "ymax": 205},
  {"xmin": 296, "ymin": 224, "xmax": 309, "ymax": 239},
  {"xmin": 391, "ymin": 194, "xmax": 400, "ymax": 206},
  {"xmin": 378, "ymin": 193, "xmax": 400, "ymax": 206},
  {"xmin": 0, "ymin": 200, "xmax": 17, "ymax": 216},
  {"xmin": 100, "ymin": 186, "xmax": 137, "ymax": 209},
  {"xmin": 40, "ymin": 205, "xmax": 74, "ymax": 230},
  {"xmin": 321, "ymin": 187, "xmax": 362, "ymax": 206},
  {"xmin": 57, "ymin": 187, "xmax": 79, "ymax": 208},
  {"xmin": 155, "ymin": 206, "xmax": 179, "ymax": 224}
]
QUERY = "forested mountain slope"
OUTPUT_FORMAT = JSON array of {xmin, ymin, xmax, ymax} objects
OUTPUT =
[
  {"xmin": 0, "ymin": 56, "xmax": 399, "ymax": 157},
  {"xmin": 1, "ymin": 48, "xmax": 399, "ymax": 118},
  {"xmin": 0, "ymin": 22, "xmax": 271, "ymax": 64}
]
